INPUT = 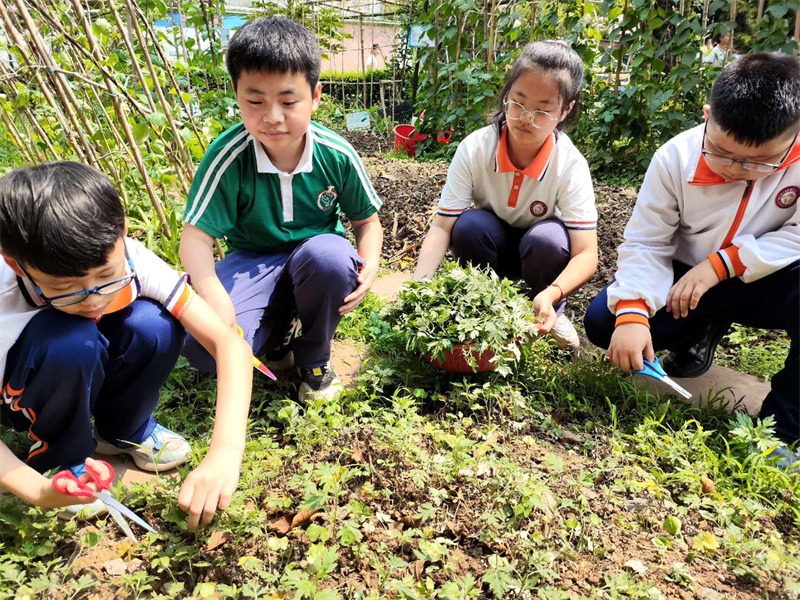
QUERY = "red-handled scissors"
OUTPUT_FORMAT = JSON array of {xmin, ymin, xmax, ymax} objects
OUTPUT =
[{"xmin": 52, "ymin": 459, "xmax": 157, "ymax": 542}]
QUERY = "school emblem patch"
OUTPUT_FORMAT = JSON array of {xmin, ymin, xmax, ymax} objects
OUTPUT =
[
  {"xmin": 775, "ymin": 186, "xmax": 799, "ymax": 209},
  {"xmin": 317, "ymin": 185, "xmax": 338, "ymax": 211},
  {"xmin": 530, "ymin": 201, "xmax": 548, "ymax": 217}
]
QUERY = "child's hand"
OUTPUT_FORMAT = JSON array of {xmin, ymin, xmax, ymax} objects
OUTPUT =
[
  {"xmin": 666, "ymin": 259, "xmax": 720, "ymax": 319},
  {"xmin": 608, "ymin": 323, "xmax": 654, "ymax": 372},
  {"xmin": 178, "ymin": 447, "xmax": 242, "ymax": 529},
  {"xmin": 38, "ymin": 458, "xmax": 101, "ymax": 509},
  {"xmin": 532, "ymin": 290, "xmax": 558, "ymax": 334},
  {"xmin": 339, "ymin": 262, "xmax": 378, "ymax": 314}
]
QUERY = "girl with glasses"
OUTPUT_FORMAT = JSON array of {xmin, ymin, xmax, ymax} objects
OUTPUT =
[{"xmin": 413, "ymin": 40, "xmax": 598, "ymax": 351}]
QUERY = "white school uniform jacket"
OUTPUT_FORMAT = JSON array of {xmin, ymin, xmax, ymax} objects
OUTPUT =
[
  {"xmin": 608, "ymin": 123, "xmax": 800, "ymax": 327},
  {"xmin": 437, "ymin": 124, "xmax": 597, "ymax": 231},
  {"xmin": 0, "ymin": 238, "xmax": 193, "ymax": 386}
]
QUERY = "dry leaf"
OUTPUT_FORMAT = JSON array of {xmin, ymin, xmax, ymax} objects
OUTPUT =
[
  {"xmin": 206, "ymin": 530, "xmax": 231, "ymax": 551},
  {"xmin": 701, "ymin": 475, "xmax": 716, "ymax": 494},
  {"xmin": 351, "ymin": 446, "xmax": 365, "ymax": 463},
  {"xmin": 245, "ymin": 501, "xmax": 257, "ymax": 512},
  {"xmin": 291, "ymin": 508, "xmax": 319, "ymax": 528},
  {"xmin": 560, "ymin": 429, "xmax": 583, "ymax": 444},
  {"xmin": 551, "ymin": 408, "xmax": 565, "ymax": 424},
  {"xmin": 268, "ymin": 515, "xmax": 292, "ymax": 534},
  {"xmin": 410, "ymin": 558, "xmax": 426, "ymax": 581}
]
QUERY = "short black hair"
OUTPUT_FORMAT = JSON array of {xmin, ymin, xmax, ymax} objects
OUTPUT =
[
  {"xmin": 0, "ymin": 162, "xmax": 125, "ymax": 277},
  {"xmin": 710, "ymin": 52, "xmax": 800, "ymax": 146},
  {"xmin": 492, "ymin": 40, "xmax": 585, "ymax": 135},
  {"xmin": 226, "ymin": 17, "xmax": 321, "ymax": 91}
]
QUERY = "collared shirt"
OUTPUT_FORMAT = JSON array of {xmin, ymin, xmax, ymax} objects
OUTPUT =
[
  {"xmin": 608, "ymin": 123, "xmax": 800, "ymax": 327},
  {"xmin": 437, "ymin": 124, "xmax": 596, "ymax": 230},
  {"xmin": 0, "ymin": 238, "xmax": 192, "ymax": 384},
  {"xmin": 184, "ymin": 121, "xmax": 381, "ymax": 254}
]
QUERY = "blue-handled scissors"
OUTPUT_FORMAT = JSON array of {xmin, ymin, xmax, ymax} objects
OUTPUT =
[
  {"xmin": 53, "ymin": 459, "xmax": 157, "ymax": 542},
  {"xmin": 635, "ymin": 357, "xmax": 693, "ymax": 400}
]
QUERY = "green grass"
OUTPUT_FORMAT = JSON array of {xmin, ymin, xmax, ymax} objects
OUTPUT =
[
  {"xmin": 0, "ymin": 136, "xmax": 23, "ymax": 173},
  {"xmin": 716, "ymin": 324, "xmax": 791, "ymax": 381},
  {"xmin": 1, "ymin": 287, "xmax": 797, "ymax": 599}
]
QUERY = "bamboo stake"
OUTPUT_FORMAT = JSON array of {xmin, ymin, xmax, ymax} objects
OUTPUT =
[
  {"xmin": 123, "ymin": 0, "xmax": 194, "ymax": 182},
  {"xmin": 0, "ymin": 58, "xmax": 55, "ymax": 160},
  {"xmin": 794, "ymin": 11, "xmax": 800, "ymax": 57},
  {"xmin": 127, "ymin": 0, "xmax": 206, "ymax": 156},
  {"xmin": 0, "ymin": 111, "xmax": 35, "ymax": 162},
  {"xmin": 176, "ymin": 3, "xmax": 191, "ymax": 66},
  {"xmin": 22, "ymin": 0, "xmax": 153, "ymax": 119},
  {"xmin": 68, "ymin": 0, "xmax": 171, "ymax": 236},
  {"xmin": 0, "ymin": 1, "xmax": 90, "ymax": 162},
  {"xmin": 613, "ymin": 0, "xmax": 629, "ymax": 94},
  {"xmin": 487, "ymin": 0, "xmax": 498, "ymax": 69},
  {"xmin": 102, "ymin": 0, "xmax": 158, "ymax": 114},
  {"xmin": 757, "ymin": 0, "xmax": 765, "ymax": 21},
  {"xmin": 23, "ymin": 107, "xmax": 58, "ymax": 159},
  {"xmin": 12, "ymin": 0, "xmax": 102, "ymax": 166}
]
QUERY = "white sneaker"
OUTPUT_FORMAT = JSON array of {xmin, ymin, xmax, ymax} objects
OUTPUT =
[
  {"xmin": 549, "ymin": 314, "xmax": 580, "ymax": 351},
  {"xmin": 95, "ymin": 423, "xmax": 191, "ymax": 471},
  {"xmin": 57, "ymin": 498, "xmax": 108, "ymax": 520}
]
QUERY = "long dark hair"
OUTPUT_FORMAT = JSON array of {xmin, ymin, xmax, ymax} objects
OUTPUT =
[{"xmin": 491, "ymin": 40, "xmax": 585, "ymax": 136}]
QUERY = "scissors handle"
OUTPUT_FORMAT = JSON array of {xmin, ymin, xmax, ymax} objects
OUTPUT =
[{"xmin": 52, "ymin": 460, "xmax": 116, "ymax": 498}]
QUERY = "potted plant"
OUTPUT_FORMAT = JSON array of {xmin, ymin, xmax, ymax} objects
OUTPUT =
[{"xmin": 381, "ymin": 262, "xmax": 539, "ymax": 375}]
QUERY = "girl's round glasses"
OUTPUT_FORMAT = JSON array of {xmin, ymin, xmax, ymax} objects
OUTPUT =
[{"xmin": 503, "ymin": 97, "xmax": 560, "ymax": 129}]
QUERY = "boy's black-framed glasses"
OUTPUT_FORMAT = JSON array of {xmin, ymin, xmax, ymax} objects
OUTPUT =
[
  {"xmin": 503, "ymin": 97, "xmax": 560, "ymax": 129},
  {"xmin": 19, "ymin": 258, "xmax": 136, "ymax": 307},
  {"xmin": 701, "ymin": 121, "xmax": 798, "ymax": 173}
]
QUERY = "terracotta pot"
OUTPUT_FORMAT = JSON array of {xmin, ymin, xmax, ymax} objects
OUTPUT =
[{"xmin": 424, "ymin": 343, "xmax": 497, "ymax": 373}]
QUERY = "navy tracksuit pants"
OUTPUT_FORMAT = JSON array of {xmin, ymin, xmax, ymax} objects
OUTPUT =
[
  {"xmin": 183, "ymin": 233, "xmax": 362, "ymax": 372},
  {"xmin": 584, "ymin": 260, "xmax": 800, "ymax": 445},
  {"xmin": 1, "ymin": 299, "xmax": 184, "ymax": 472},
  {"xmin": 449, "ymin": 209, "xmax": 572, "ymax": 314}
]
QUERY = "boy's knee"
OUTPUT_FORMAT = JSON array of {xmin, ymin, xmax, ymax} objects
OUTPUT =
[
  {"xmin": 293, "ymin": 235, "xmax": 360, "ymax": 282},
  {"xmin": 23, "ymin": 311, "xmax": 104, "ymax": 371},
  {"xmin": 104, "ymin": 299, "xmax": 184, "ymax": 355},
  {"xmin": 584, "ymin": 295, "xmax": 615, "ymax": 349},
  {"xmin": 452, "ymin": 209, "xmax": 498, "ymax": 244}
]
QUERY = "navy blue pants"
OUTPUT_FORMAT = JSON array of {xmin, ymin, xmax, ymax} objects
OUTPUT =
[
  {"xmin": 584, "ymin": 260, "xmax": 800, "ymax": 445},
  {"xmin": 450, "ymin": 209, "xmax": 571, "ymax": 313},
  {"xmin": 1, "ymin": 299, "xmax": 184, "ymax": 472},
  {"xmin": 183, "ymin": 234, "xmax": 362, "ymax": 371}
]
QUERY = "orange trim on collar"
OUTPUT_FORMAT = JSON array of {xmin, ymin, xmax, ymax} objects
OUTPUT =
[
  {"xmin": 495, "ymin": 126, "xmax": 555, "ymax": 180},
  {"xmin": 102, "ymin": 280, "xmax": 135, "ymax": 316},
  {"xmin": 690, "ymin": 138, "xmax": 800, "ymax": 186}
]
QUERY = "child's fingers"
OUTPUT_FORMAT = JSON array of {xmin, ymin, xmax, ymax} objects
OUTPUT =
[
  {"xmin": 177, "ymin": 479, "xmax": 196, "ymax": 514},
  {"xmin": 201, "ymin": 489, "xmax": 221, "ymax": 527}
]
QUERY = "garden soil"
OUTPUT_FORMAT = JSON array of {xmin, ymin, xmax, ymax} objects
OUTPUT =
[{"xmin": 350, "ymin": 131, "xmax": 637, "ymax": 317}]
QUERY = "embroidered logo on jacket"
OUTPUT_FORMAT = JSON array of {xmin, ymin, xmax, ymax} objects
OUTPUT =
[
  {"xmin": 775, "ymin": 186, "xmax": 798, "ymax": 209},
  {"xmin": 317, "ymin": 186, "xmax": 338, "ymax": 211},
  {"xmin": 529, "ymin": 201, "xmax": 548, "ymax": 217}
]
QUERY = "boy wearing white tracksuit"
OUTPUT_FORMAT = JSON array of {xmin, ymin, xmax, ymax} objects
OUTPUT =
[{"xmin": 584, "ymin": 53, "xmax": 799, "ymax": 467}]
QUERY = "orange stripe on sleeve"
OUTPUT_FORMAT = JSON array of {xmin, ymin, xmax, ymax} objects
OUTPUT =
[
  {"xmin": 615, "ymin": 313, "xmax": 651, "ymax": 328},
  {"xmin": 707, "ymin": 252, "xmax": 728, "ymax": 281},
  {"xmin": 723, "ymin": 245, "xmax": 745, "ymax": 276}
]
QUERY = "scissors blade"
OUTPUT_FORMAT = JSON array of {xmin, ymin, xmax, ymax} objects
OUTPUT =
[
  {"xmin": 104, "ymin": 503, "xmax": 139, "ymax": 542},
  {"xmin": 660, "ymin": 375, "xmax": 693, "ymax": 399},
  {"xmin": 97, "ymin": 491, "xmax": 157, "ymax": 535}
]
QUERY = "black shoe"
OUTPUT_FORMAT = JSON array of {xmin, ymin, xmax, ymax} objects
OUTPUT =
[
  {"xmin": 298, "ymin": 364, "xmax": 343, "ymax": 403},
  {"xmin": 661, "ymin": 320, "xmax": 732, "ymax": 378}
]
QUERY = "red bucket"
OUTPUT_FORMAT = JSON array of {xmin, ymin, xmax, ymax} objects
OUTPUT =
[{"xmin": 393, "ymin": 124, "xmax": 429, "ymax": 156}]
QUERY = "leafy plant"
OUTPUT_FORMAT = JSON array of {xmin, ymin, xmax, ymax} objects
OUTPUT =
[{"xmin": 381, "ymin": 262, "xmax": 539, "ymax": 374}]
